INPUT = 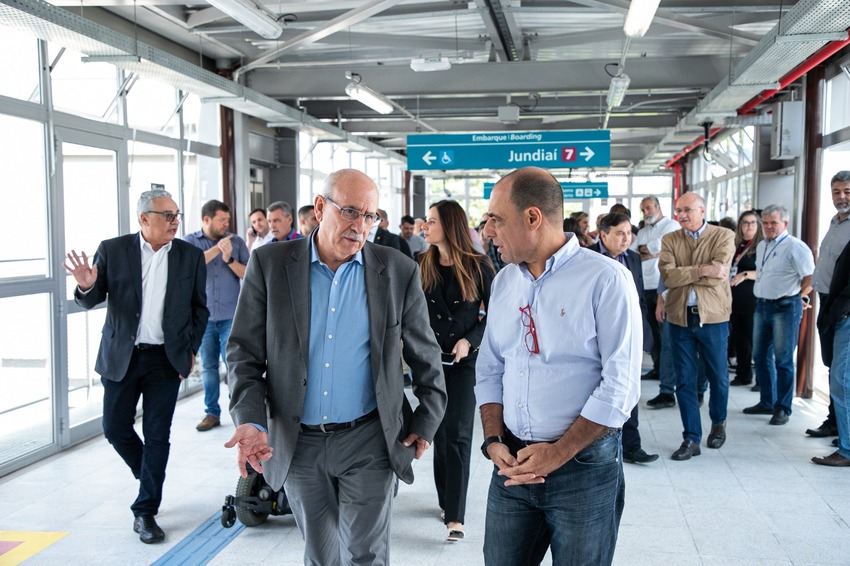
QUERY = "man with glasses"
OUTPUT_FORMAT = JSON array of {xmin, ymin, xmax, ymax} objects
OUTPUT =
[
  {"xmin": 63, "ymin": 189, "xmax": 208, "ymax": 544},
  {"xmin": 475, "ymin": 167, "xmax": 641, "ymax": 565},
  {"xmin": 225, "ymin": 169, "xmax": 446, "ymax": 565},
  {"xmin": 659, "ymin": 192, "xmax": 735, "ymax": 461},
  {"xmin": 183, "ymin": 200, "xmax": 249, "ymax": 432},
  {"xmin": 743, "ymin": 204, "xmax": 814, "ymax": 425}
]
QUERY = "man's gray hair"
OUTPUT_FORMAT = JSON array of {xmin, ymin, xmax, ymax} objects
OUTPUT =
[
  {"xmin": 762, "ymin": 203, "xmax": 789, "ymax": 222},
  {"xmin": 832, "ymin": 170, "xmax": 850, "ymax": 185},
  {"xmin": 641, "ymin": 195, "xmax": 661, "ymax": 207},
  {"xmin": 137, "ymin": 189, "xmax": 172, "ymax": 219},
  {"xmin": 267, "ymin": 201, "xmax": 293, "ymax": 217}
]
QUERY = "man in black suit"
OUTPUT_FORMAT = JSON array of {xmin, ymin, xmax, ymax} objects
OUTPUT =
[
  {"xmin": 63, "ymin": 189, "xmax": 208, "ymax": 544},
  {"xmin": 375, "ymin": 208, "xmax": 412, "ymax": 258},
  {"xmin": 590, "ymin": 212, "xmax": 658, "ymax": 464}
]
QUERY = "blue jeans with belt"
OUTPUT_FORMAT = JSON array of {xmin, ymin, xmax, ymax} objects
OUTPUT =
[
  {"xmin": 483, "ymin": 431, "xmax": 624, "ymax": 566},
  {"xmin": 199, "ymin": 318, "xmax": 233, "ymax": 418},
  {"xmin": 753, "ymin": 296, "xmax": 803, "ymax": 414},
  {"xmin": 670, "ymin": 312, "xmax": 729, "ymax": 443}
]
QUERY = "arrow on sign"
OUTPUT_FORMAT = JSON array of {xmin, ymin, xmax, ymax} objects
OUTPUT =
[
  {"xmin": 594, "ymin": 189, "xmax": 602, "ymax": 196},
  {"xmin": 580, "ymin": 146, "xmax": 595, "ymax": 162},
  {"xmin": 422, "ymin": 151, "xmax": 436, "ymax": 166}
]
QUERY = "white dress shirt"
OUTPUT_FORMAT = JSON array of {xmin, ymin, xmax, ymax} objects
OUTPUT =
[
  {"xmin": 475, "ymin": 234, "xmax": 641, "ymax": 442},
  {"xmin": 634, "ymin": 216, "xmax": 680, "ymax": 290},
  {"xmin": 137, "ymin": 234, "xmax": 171, "ymax": 345}
]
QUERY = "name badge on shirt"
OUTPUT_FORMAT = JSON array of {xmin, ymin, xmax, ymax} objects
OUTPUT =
[{"xmin": 729, "ymin": 266, "xmax": 737, "ymax": 279}]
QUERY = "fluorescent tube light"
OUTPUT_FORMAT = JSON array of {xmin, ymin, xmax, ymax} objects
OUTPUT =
[
  {"xmin": 410, "ymin": 57, "xmax": 451, "ymax": 72},
  {"xmin": 82, "ymin": 55, "xmax": 141, "ymax": 63},
  {"xmin": 206, "ymin": 0, "xmax": 283, "ymax": 40},
  {"xmin": 607, "ymin": 74, "xmax": 631, "ymax": 108},
  {"xmin": 623, "ymin": 0, "xmax": 661, "ymax": 38},
  {"xmin": 345, "ymin": 81, "xmax": 394, "ymax": 114}
]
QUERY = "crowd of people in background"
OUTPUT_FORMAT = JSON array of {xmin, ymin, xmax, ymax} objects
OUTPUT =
[{"xmin": 62, "ymin": 166, "xmax": 850, "ymax": 565}]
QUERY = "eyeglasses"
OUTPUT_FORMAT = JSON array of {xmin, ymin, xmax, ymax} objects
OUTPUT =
[
  {"xmin": 145, "ymin": 210, "xmax": 183, "ymax": 223},
  {"xmin": 519, "ymin": 305, "xmax": 540, "ymax": 354},
  {"xmin": 674, "ymin": 207, "xmax": 701, "ymax": 216},
  {"xmin": 740, "ymin": 220, "xmax": 758, "ymax": 226},
  {"xmin": 323, "ymin": 196, "xmax": 378, "ymax": 225}
]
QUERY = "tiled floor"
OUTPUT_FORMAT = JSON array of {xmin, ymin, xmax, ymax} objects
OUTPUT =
[{"xmin": 1, "ymin": 374, "xmax": 849, "ymax": 565}]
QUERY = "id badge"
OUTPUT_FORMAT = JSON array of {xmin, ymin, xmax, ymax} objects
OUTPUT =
[{"xmin": 729, "ymin": 266, "xmax": 738, "ymax": 279}]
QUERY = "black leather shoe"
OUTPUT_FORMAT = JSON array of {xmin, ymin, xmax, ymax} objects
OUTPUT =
[
  {"xmin": 806, "ymin": 422, "xmax": 838, "ymax": 437},
  {"xmin": 743, "ymin": 403, "xmax": 773, "ymax": 415},
  {"xmin": 769, "ymin": 409, "xmax": 790, "ymax": 425},
  {"xmin": 833, "ymin": 438, "xmax": 839, "ymax": 447},
  {"xmin": 706, "ymin": 422, "xmax": 726, "ymax": 449},
  {"xmin": 623, "ymin": 447, "xmax": 659, "ymax": 464},
  {"xmin": 647, "ymin": 393, "xmax": 676, "ymax": 409},
  {"xmin": 133, "ymin": 515, "xmax": 165, "ymax": 544},
  {"xmin": 671, "ymin": 440, "xmax": 701, "ymax": 461},
  {"xmin": 750, "ymin": 384, "xmax": 761, "ymax": 392},
  {"xmin": 812, "ymin": 451, "xmax": 850, "ymax": 467},
  {"xmin": 730, "ymin": 377, "xmax": 752, "ymax": 387},
  {"xmin": 641, "ymin": 369, "xmax": 659, "ymax": 381}
]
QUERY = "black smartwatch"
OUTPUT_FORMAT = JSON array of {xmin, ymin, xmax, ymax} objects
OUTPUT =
[
  {"xmin": 225, "ymin": 256, "xmax": 235, "ymax": 265},
  {"xmin": 481, "ymin": 435, "xmax": 505, "ymax": 460}
]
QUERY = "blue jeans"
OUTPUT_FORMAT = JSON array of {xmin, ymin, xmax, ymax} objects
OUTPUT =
[
  {"xmin": 753, "ymin": 297, "xmax": 803, "ymax": 414},
  {"xmin": 484, "ymin": 431, "xmax": 624, "ymax": 566},
  {"xmin": 670, "ymin": 314, "xmax": 729, "ymax": 443},
  {"xmin": 199, "ymin": 319, "xmax": 232, "ymax": 418},
  {"xmin": 659, "ymin": 320, "xmax": 676, "ymax": 395},
  {"xmin": 830, "ymin": 316, "xmax": 850, "ymax": 458}
]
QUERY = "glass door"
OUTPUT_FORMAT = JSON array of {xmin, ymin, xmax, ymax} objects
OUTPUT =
[{"xmin": 56, "ymin": 129, "xmax": 124, "ymax": 442}]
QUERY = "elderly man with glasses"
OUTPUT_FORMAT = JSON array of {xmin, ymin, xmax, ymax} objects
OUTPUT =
[
  {"xmin": 475, "ymin": 167, "xmax": 641, "ymax": 566},
  {"xmin": 225, "ymin": 168, "xmax": 446, "ymax": 565},
  {"xmin": 659, "ymin": 192, "xmax": 736, "ymax": 461}
]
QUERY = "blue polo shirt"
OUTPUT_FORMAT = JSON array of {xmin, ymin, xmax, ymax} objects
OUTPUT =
[
  {"xmin": 301, "ymin": 235, "xmax": 375, "ymax": 425},
  {"xmin": 183, "ymin": 230, "xmax": 249, "ymax": 321}
]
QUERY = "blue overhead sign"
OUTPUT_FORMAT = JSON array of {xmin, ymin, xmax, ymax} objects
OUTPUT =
[
  {"xmin": 484, "ymin": 182, "xmax": 608, "ymax": 200},
  {"xmin": 407, "ymin": 130, "xmax": 610, "ymax": 171}
]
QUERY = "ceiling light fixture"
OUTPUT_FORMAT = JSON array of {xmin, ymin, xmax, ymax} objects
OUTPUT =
[
  {"xmin": 206, "ymin": 0, "xmax": 283, "ymax": 40},
  {"xmin": 623, "ymin": 0, "xmax": 661, "ymax": 38},
  {"xmin": 607, "ymin": 74, "xmax": 631, "ymax": 108},
  {"xmin": 345, "ymin": 73, "xmax": 394, "ymax": 114},
  {"xmin": 410, "ymin": 57, "xmax": 451, "ymax": 72}
]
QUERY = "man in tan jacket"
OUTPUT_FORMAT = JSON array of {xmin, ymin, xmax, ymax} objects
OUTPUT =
[{"xmin": 659, "ymin": 192, "xmax": 735, "ymax": 461}]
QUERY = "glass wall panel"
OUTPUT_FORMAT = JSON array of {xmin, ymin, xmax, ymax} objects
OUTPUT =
[
  {"xmin": 183, "ymin": 94, "xmax": 220, "ymax": 145},
  {"xmin": 825, "ymin": 72, "xmax": 850, "ymax": 135},
  {"xmin": 0, "ymin": 293, "xmax": 54, "ymax": 467},
  {"xmin": 126, "ymin": 76, "xmax": 181, "ymax": 137},
  {"xmin": 48, "ymin": 45, "xmax": 119, "ymax": 121},
  {"xmin": 127, "ymin": 142, "xmax": 180, "ymax": 229},
  {"xmin": 0, "ymin": 27, "xmax": 40, "ymax": 102},
  {"xmin": 0, "ymin": 116, "xmax": 48, "ymax": 279},
  {"xmin": 61, "ymin": 141, "xmax": 119, "ymax": 300},
  {"xmin": 67, "ymin": 309, "xmax": 106, "ymax": 428},
  {"xmin": 183, "ymin": 152, "xmax": 223, "ymax": 235}
]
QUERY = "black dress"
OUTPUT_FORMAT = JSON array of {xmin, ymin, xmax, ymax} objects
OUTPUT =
[
  {"xmin": 730, "ymin": 242, "xmax": 757, "ymax": 383},
  {"xmin": 423, "ymin": 259, "xmax": 495, "ymax": 525}
]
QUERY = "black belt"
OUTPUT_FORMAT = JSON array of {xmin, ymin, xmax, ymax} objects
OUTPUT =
[
  {"xmin": 503, "ymin": 426, "xmax": 619, "ymax": 457},
  {"xmin": 136, "ymin": 343, "xmax": 164, "ymax": 350},
  {"xmin": 759, "ymin": 294, "xmax": 800, "ymax": 302},
  {"xmin": 300, "ymin": 408, "xmax": 378, "ymax": 433},
  {"xmin": 687, "ymin": 306, "xmax": 699, "ymax": 314}
]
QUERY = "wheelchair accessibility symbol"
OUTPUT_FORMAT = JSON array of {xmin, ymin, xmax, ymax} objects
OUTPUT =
[{"xmin": 439, "ymin": 150, "xmax": 454, "ymax": 165}]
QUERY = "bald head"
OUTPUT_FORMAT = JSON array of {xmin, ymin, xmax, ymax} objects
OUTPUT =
[
  {"xmin": 497, "ymin": 166, "xmax": 564, "ymax": 226},
  {"xmin": 324, "ymin": 168, "xmax": 378, "ymax": 201},
  {"xmin": 675, "ymin": 192, "xmax": 706, "ymax": 232}
]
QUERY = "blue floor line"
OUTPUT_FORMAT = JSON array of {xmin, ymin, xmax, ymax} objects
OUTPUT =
[{"xmin": 152, "ymin": 511, "xmax": 245, "ymax": 566}]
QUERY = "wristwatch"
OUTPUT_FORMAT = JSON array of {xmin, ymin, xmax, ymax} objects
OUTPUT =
[
  {"xmin": 225, "ymin": 256, "xmax": 235, "ymax": 265},
  {"xmin": 480, "ymin": 435, "xmax": 505, "ymax": 460}
]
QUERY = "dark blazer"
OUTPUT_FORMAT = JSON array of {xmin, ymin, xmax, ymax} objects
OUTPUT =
[
  {"xmin": 817, "ymin": 237, "xmax": 850, "ymax": 365},
  {"xmin": 227, "ymin": 237, "xmax": 447, "ymax": 490},
  {"xmin": 374, "ymin": 227, "xmax": 412, "ymax": 258},
  {"xmin": 75, "ymin": 233, "xmax": 209, "ymax": 381},
  {"xmin": 589, "ymin": 242, "xmax": 652, "ymax": 351},
  {"xmin": 421, "ymin": 256, "xmax": 496, "ymax": 366}
]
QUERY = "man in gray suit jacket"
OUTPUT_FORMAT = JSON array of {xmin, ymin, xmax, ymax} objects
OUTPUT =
[{"xmin": 225, "ymin": 169, "xmax": 446, "ymax": 565}]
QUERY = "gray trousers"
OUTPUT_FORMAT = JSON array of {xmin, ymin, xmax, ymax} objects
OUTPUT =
[{"xmin": 284, "ymin": 417, "xmax": 395, "ymax": 566}]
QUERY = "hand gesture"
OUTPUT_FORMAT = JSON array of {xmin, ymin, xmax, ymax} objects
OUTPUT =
[
  {"xmin": 224, "ymin": 424, "xmax": 274, "ymax": 478},
  {"xmin": 402, "ymin": 433, "xmax": 431, "ymax": 459},
  {"xmin": 63, "ymin": 250, "xmax": 97, "ymax": 291},
  {"xmin": 451, "ymin": 338, "xmax": 470, "ymax": 363},
  {"xmin": 217, "ymin": 234, "xmax": 234, "ymax": 261}
]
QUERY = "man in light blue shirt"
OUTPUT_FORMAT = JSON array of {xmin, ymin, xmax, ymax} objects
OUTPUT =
[
  {"xmin": 476, "ymin": 167, "xmax": 641, "ymax": 566},
  {"xmin": 744, "ymin": 203, "xmax": 814, "ymax": 425}
]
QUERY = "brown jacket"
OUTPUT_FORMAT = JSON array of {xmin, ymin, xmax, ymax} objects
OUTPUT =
[{"xmin": 659, "ymin": 223, "xmax": 735, "ymax": 327}]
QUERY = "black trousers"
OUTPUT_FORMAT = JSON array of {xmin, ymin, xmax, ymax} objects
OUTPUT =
[
  {"xmin": 818, "ymin": 292, "xmax": 837, "ymax": 426},
  {"xmin": 622, "ymin": 405, "xmax": 642, "ymax": 453},
  {"xmin": 730, "ymin": 296, "xmax": 756, "ymax": 383},
  {"xmin": 644, "ymin": 290, "xmax": 661, "ymax": 370},
  {"xmin": 433, "ymin": 361, "xmax": 476, "ymax": 525},
  {"xmin": 101, "ymin": 346, "xmax": 181, "ymax": 517}
]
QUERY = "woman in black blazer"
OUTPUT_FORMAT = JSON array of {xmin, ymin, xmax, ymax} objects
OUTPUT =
[
  {"xmin": 729, "ymin": 210, "xmax": 764, "ymax": 386},
  {"xmin": 420, "ymin": 200, "xmax": 495, "ymax": 542}
]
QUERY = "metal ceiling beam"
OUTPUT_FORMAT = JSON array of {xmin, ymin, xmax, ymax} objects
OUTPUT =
[
  {"xmin": 473, "ymin": 0, "xmax": 524, "ymax": 62},
  {"xmin": 250, "ymin": 29, "xmax": 484, "ymax": 53}
]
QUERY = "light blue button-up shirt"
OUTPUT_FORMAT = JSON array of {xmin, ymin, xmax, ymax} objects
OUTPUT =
[
  {"xmin": 754, "ymin": 230, "xmax": 815, "ymax": 300},
  {"xmin": 475, "ymin": 235, "xmax": 641, "ymax": 442},
  {"xmin": 301, "ymin": 235, "xmax": 376, "ymax": 425}
]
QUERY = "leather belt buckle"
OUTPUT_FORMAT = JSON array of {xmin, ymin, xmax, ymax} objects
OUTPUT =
[{"xmin": 688, "ymin": 306, "xmax": 699, "ymax": 314}]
